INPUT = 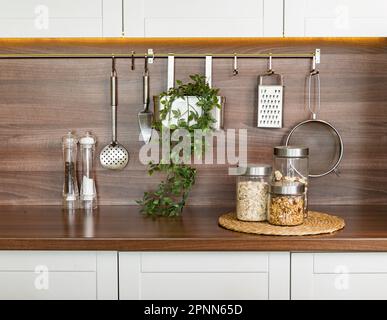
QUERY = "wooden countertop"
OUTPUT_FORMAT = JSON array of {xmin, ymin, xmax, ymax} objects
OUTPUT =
[{"xmin": 0, "ymin": 205, "xmax": 386, "ymax": 251}]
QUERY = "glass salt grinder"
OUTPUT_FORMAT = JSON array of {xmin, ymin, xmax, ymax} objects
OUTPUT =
[
  {"xmin": 62, "ymin": 132, "xmax": 79, "ymax": 210},
  {"xmin": 79, "ymin": 132, "xmax": 98, "ymax": 210}
]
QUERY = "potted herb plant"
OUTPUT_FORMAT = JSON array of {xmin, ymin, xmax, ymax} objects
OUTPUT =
[{"xmin": 137, "ymin": 74, "xmax": 222, "ymax": 217}]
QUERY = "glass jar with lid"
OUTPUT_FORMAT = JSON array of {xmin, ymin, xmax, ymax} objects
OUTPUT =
[
  {"xmin": 268, "ymin": 181, "xmax": 305, "ymax": 226},
  {"xmin": 273, "ymin": 146, "xmax": 309, "ymax": 216},
  {"xmin": 236, "ymin": 164, "xmax": 272, "ymax": 222}
]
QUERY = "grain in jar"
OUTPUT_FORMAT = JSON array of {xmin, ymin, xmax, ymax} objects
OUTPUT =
[
  {"xmin": 268, "ymin": 182, "xmax": 305, "ymax": 226},
  {"xmin": 236, "ymin": 164, "xmax": 272, "ymax": 221},
  {"xmin": 273, "ymin": 146, "xmax": 309, "ymax": 216}
]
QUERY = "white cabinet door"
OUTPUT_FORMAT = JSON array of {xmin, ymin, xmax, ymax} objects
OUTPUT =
[
  {"xmin": 119, "ymin": 252, "xmax": 290, "ymax": 300},
  {"xmin": 284, "ymin": 0, "xmax": 387, "ymax": 36},
  {"xmin": 123, "ymin": 0, "xmax": 283, "ymax": 37},
  {"xmin": 0, "ymin": 251, "xmax": 118, "ymax": 300},
  {"xmin": 292, "ymin": 253, "xmax": 387, "ymax": 300},
  {"xmin": 0, "ymin": 0, "xmax": 122, "ymax": 37}
]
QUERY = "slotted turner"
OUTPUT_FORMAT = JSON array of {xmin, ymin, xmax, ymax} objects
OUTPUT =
[
  {"xmin": 138, "ymin": 55, "xmax": 153, "ymax": 143},
  {"xmin": 100, "ymin": 57, "xmax": 129, "ymax": 170}
]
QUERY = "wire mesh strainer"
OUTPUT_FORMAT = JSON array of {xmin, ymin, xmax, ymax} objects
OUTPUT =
[{"xmin": 286, "ymin": 69, "xmax": 344, "ymax": 178}]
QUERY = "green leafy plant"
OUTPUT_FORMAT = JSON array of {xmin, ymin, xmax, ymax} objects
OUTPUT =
[{"xmin": 137, "ymin": 74, "xmax": 221, "ymax": 217}]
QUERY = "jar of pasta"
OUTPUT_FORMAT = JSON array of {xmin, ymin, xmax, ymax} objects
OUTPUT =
[
  {"xmin": 236, "ymin": 164, "xmax": 272, "ymax": 221},
  {"xmin": 268, "ymin": 182, "xmax": 305, "ymax": 226}
]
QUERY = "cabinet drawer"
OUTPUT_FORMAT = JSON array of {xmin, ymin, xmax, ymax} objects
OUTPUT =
[
  {"xmin": 292, "ymin": 253, "xmax": 387, "ymax": 300},
  {"xmin": 0, "ymin": 271, "xmax": 96, "ymax": 300},
  {"xmin": 0, "ymin": 251, "xmax": 117, "ymax": 300},
  {"xmin": 314, "ymin": 253, "xmax": 387, "ymax": 273},
  {"xmin": 140, "ymin": 273, "xmax": 268, "ymax": 300},
  {"xmin": 119, "ymin": 252, "xmax": 290, "ymax": 300},
  {"xmin": 311, "ymin": 273, "xmax": 387, "ymax": 300},
  {"xmin": 0, "ymin": 251, "xmax": 96, "ymax": 271},
  {"xmin": 141, "ymin": 252, "xmax": 268, "ymax": 273}
]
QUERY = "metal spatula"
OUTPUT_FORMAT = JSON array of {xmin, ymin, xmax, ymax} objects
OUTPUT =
[
  {"xmin": 138, "ymin": 56, "xmax": 153, "ymax": 144},
  {"xmin": 100, "ymin": 57, "xmax": 129, "ymax": 170}
]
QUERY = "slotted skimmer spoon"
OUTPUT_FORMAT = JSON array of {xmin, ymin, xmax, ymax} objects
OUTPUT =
[{"xmin": 100, "ymin": 56, "xmax": 129, "ymax": 170}]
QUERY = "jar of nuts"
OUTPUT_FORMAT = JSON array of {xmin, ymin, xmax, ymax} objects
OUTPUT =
[
  {"xmin": 268, "ymin": 182, "xmax": 305, "ymax": 226},
  {"xmin": 236, "ymin": 164, "xmax": 272, "ymax": 222},
  {"xmin": 273, "ymin": 146, "xmax": 309, "ymax": 217}
]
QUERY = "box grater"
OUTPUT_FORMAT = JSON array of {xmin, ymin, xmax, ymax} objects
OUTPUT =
[{"xmin": 257, "ymin": 73, "xmax": 284, "ymax": 128}]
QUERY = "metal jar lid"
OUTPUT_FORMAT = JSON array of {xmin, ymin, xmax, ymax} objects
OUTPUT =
[
  {"xmin": 274, "ymin": 146, "xmax": 309, "ymax": 158},
  {"xmin": 238, "ymin": 164, "xmax": 272, "ymax": 176},
  {"xmin": 270, "ymin": 182, "xmax": 305, "ymax": 195}
]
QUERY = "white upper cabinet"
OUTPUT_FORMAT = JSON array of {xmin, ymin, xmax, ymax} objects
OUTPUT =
[
  {"xmin": 0, "ymin": 0, "xmax": 384, "ymax": 38},
  {"xmin": 123, "ymin": 0, "xmax": 284, "ymax": 37},
  {"xmin": 284, "ymin": 0, "xmax": 387, "ymax": 36},
  {"xmin": 0, "ymin": 0, "xmax": 122, "ymax": 37}
]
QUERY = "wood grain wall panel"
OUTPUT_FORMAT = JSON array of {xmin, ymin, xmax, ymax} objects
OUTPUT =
[{"xmin": 0, "ymin": 38, "xmax": 385, "ymax": 206}]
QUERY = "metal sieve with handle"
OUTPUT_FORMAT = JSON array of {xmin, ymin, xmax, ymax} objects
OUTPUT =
[
  {"xmin": 285, "ymin": 69, "xmax": 344, "ymax": 178},
  {"xmin": 99, "ymin": 56, "xmax": 129, "ymax": 170}
]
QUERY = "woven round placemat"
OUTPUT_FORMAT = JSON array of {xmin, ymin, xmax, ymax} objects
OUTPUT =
[{"xmin": 219, "ymin": 211, "xmax": 345, "ymax": 236}]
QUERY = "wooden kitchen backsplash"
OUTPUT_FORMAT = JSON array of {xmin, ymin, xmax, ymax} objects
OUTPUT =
[{"xmin": 0, "ymin": 38, "xmax": 385, "ymax": 206}]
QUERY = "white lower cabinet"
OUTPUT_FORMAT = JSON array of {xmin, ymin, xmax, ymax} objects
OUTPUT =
[
  {"xmin": 0, "ymin": 251, "xmax": 118, "ymax": 300},
  {"xmin": 119, "ymin": 252, "xmax": 290, "ymax": 300},
  {"xmin": 291, "ymin": 253, "xmax": 387, "ymax": 300},
  {"xmin": 3, "ymin": 250, "xmax": 387, "ymax": 299}
]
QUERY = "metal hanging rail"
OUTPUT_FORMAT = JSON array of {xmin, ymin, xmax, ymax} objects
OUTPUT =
[{"xmin": 0, "ymin": 51, "xmax": 319, "ymax": 60}]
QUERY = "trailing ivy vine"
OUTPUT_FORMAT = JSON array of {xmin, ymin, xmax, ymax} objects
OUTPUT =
[{"xmin": 137, "ymin": 74, "xmax": 221, "ymax": 217}]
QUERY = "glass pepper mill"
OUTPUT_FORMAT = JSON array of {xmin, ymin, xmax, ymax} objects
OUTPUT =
[
  {"xmin": 62, "ymin": 132, "xmax": 79, "ymax": 210},
  {"xmin": 79, "ymin": 132, "xmax": 97, "ymax": 210}
]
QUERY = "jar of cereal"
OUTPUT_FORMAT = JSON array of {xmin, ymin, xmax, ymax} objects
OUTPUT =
[
  {"xmin": 273, "ymin": 146, "xmax": 309, "ymax": 216},
  {"xmin": 268, "ymin": 182, "xmax": 305, "ymax": 226},
  {"xmin": 236, "ymin": 164, "xmax": 272, "ymax": 221}
]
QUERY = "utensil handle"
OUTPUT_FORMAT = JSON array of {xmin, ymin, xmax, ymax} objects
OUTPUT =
[
  {"xmin": 167, "ymin": 55, "xmax": 175, "ymax": 90},
  {"xmin": 205, "ymin": 56, "xmax": 212, "ymax": 88},
  {"xmin": 111, "ymin": 73, "xmax": 117, "ymax": 142},
  {"xmin": 143, "ymin": 72, "xmax": 149, "ymax": 111},
  {"xmin": 259, "ymin": 73, "xmax": 283, "ymax": 86},
  {"xmin": 308, "ymin": 71, "xmax": 320, "ymax": 119}
]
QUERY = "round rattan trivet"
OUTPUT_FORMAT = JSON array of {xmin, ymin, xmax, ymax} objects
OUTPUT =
[{"xmin": 219, "ymin": 211, "xmax": 345, "ymax": 236}]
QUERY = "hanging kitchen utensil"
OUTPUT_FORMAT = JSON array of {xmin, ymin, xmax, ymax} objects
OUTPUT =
[
  {"xmin": 131, "ymin": 51, "xmax": 135, "ymax": 70},
  {"xmin": 233, "ymin": 53, "xmax": 239, "ymax": 76},
  {"xmin": 153, "ymin": 55, "xmax": 225, "ymax": 130},
  {"xmin": 257, "ymin": 55, "xmax": 284, "ymax": 128},
  {"xmin": 138, "ymin": 54, "xmax": 153, "ymax": 144},
  {"xmin": 99, "ymin": 56, "xmax": 129, "ymax": 170},
  {"xmin": 285, "ymin": 68, "xmax": 344, "ymax": 178}
]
